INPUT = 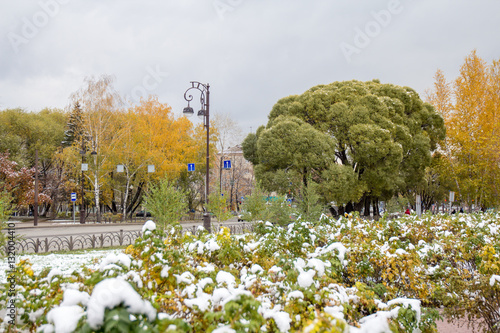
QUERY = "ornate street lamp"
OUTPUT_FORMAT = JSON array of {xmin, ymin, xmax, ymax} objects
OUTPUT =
[
  {"xmin": 183, "ymin": 81, "xmax": 211, "ymax": 232},
  {"xmin": 79, "ymin": 135, "xmax": 91, "ymax": 224}
]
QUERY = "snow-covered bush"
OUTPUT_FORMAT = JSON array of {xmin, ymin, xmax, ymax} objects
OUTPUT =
[{"xmin": 1, "ymin": 212, "xmax": 499, "ymax": 332}]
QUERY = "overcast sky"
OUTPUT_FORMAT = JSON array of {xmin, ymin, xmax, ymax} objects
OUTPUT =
[{"xmin": 1, "ymin": 0, "xmax": 499, "ymax": 137}]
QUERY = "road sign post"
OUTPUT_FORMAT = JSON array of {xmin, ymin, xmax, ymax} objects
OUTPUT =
[{"xmin": 71, "ymin": 192, "xmax": 77, "ymax": 224}]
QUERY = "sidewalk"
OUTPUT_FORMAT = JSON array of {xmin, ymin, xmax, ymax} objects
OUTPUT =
[{"xmin": 6, "ymin": 215, "xmax": 241, "ymax": 229}]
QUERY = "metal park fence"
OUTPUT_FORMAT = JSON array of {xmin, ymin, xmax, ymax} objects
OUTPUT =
[
  {"xmin": 9, "ymin": 223, "xmax": 254, "ymax": 254},
  {"xmin": 13, "ymin": 229, "xmax": 143, "ymax": 254}
]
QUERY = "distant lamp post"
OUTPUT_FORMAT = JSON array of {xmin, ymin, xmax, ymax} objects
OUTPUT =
[
  {"xmin": 34, "ymin": 150, "xmax": 39, "ymax": 226},
  {"xmin": 79, "ymin": 135, "xmax": 92, "ymax": 224},
  {"xmin": 90, "ymin": 150, "xmax": 100, "ymax": 223},
  {"xmin": 183, "ymin": 81, "xmax": 211, "ymax": 232}
]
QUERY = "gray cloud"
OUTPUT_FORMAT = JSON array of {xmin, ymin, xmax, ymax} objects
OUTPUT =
[{"xmin": 1, "ymin": 0, "xmax": 499, "ymax": 134}]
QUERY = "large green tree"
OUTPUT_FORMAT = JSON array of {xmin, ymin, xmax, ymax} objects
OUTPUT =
[{"xmin": 243, "ymin": 80, "xmax": 445, "ymax": 215}]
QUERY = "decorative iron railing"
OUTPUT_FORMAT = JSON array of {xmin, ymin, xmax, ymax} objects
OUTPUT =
[
  {"xmin": 9, "ymin": 223, "xmax": 254, "ymax": 254},
  {"xmin": 13, "ymin": 229, "xmax": 142, "ymax": 254}
]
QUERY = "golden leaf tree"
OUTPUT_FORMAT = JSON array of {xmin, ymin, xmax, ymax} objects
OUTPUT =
[
  {"xmin": 428, "ymin": 51, "xmax": 500, "ymax": 209},
  {"xmin": 109, "ymin": 96, "xmax": 205, "ymax": 218}
]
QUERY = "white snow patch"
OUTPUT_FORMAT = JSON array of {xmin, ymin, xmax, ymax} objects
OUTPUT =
[
  {"xmin": 354, "ymin": 307, "xmax": 399, "ymax": 333},
  {"xmin": 86, "ymin": 278, "xmax": 156, "ymax": 330},
  {"xmin": 395, "ymin": 248, "xmax": 408, "ymax": 256},
  {"xmin": 46, "ymin": 305, "xmax": 84, "ymax": 333},
  {"xmin": 197, "ymin": 263, "xmax": 216, "ymax": 273},
  {"xmin": 184, "ymin": 293, "xmax": 211, "ymax": 311},
  {"xmin": 244, "ymin": 241, "xmax": 261, "ymax": 252},
  {"xmin": 307, "ymin": 258, "xmax": 326, "ymax": 277},
  {"xmin": 269, "ymin": 266, "xmax": 282, "ymax": 274},
  {"xmin": 320, "ymin": 242, "xmax": 347, "ymax": 262},
  {"xmin": 212, "ymin": 325, "xmax": 236, "ymax": 333},
  {"xmin": 47, "ymin": 268, "xmax": 63, "ymax": 282},
  {"xmin": 174, "ymin": 271, "xmax": 196, "ymax": 285},
  {"xmin": 212, "ymin": 287, "xmax": 231, "ymax": 305},
  {"xmin": 160, "ymin": 265, "xmax": 170, "ymax": 278},
  {"xmin": 60, "ymin": 289, "xmax": 90, "ymax": 307},
  {"xmin": 262, "ymin": 310, "xmax": 291, "ymax": 332},
  {"xmin": 142, "ymin": 220, "xmax": 156, "ymax": 232},
  {"xmin": 297, "ymin": 268, "xmax": 316, "ymax": 289},
  {"xmin": 287, "ymin": 290, "xmax": 304, "ymax": 300},
  {"xmin": 250, "ymin": 264, "xmax": 264, "ymax": 274},
  {"xmin": 205, "ymin": 239, "xmax": 221, "ymax": 252},
  {"xmin": 28, "ymin": 308, "xmax": 45, "ymax": 322},
  {"xmin": 387, "ymin": 298, "xmax": 421, "ymax": 321},
  {"xmin": 323, "ymin": 305, "xmax": 344, "ymax": 320},
  {"xmin": 216, "ymin": 271, "xmax": 236, "ymax": 288},
  {"xmin": 490, "ymin": 275, "xmax": 500, "ymax": 286},
  {"xmin": 99, "ymin": 252, "xmax": 131, "ymax": 270}
]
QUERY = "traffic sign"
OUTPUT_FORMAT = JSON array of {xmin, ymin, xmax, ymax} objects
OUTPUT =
[
  {"xmin": 71, "ymin": 193, "xmax": 77, "ymax": 202},
  {"xmin": 223, "ymin": 160, "xmax": 231, "ymax": 169},
  {"xmin": 188, "ymin": 163, "xmax": 195, "ymax": 172}
]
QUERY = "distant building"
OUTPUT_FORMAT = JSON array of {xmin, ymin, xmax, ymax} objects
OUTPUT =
[{"xmin": 214, "ymin": 144, "xmax": 254, "ymax": 211}]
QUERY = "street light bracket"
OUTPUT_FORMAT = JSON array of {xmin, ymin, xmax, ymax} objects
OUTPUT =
[{"xmin": 183, "ymin": 81, "xmax": 208, "ymax": 110}]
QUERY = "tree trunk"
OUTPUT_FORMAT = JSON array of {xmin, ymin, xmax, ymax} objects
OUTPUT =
[
  {"xmin": 122, "ymin": 178, "xmax": 130, "ymax": 219},
  {"xmin": 372, "ymin": 198, "xmax": 379, "ymax": 217},
  {"xmin": 94, "ymin": 177, "xmax": 101, "ymax": 223},
  {"xmin": 345, "ymin": 202, "xmax": 354, "ymax": 213},
  {"xmin": 353, "ymin": 200, "xmax": 364, "ymax": 214},
  {"xmin": 364, "ymin": 196, "xmax": 371, "ymax": 216},
  {"xmin": 48, "ymin": 201, "xmax": 58, "ymax": 219},
  {"xmin": 128, "ymin": 181, "xmax": 144, "ymax": 216}
]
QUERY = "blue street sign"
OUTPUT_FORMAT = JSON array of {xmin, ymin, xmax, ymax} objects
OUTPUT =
[
  {"xmin": 188, "ymin": 163, "xmax": 195, "ymax": 172},
  {"xmin": 223, "ymin": 160, "xmax": 231, "ymax": 169},
  {"xmin": 71, "ymin": 193, "xmax": 77, "ymax": 202}
]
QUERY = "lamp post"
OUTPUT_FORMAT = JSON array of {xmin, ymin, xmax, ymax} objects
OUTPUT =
[
  {"xmin": 34, "ymin": 149, "xmax": 38, "ymax": 226},
  {"xmin": 90, "ymin": 149, "xmax": 100, "ymax": 223},
  {"xmin": 79, "ymin": 134, "xmax": 93, "ymax": 224},
  {"xmin": 79, "ymin": 136, "xmax": 87, "ymax": 224},
  {"xmin": 183, "ymin": 81, "xmax": 211, "ymax": 232}
]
